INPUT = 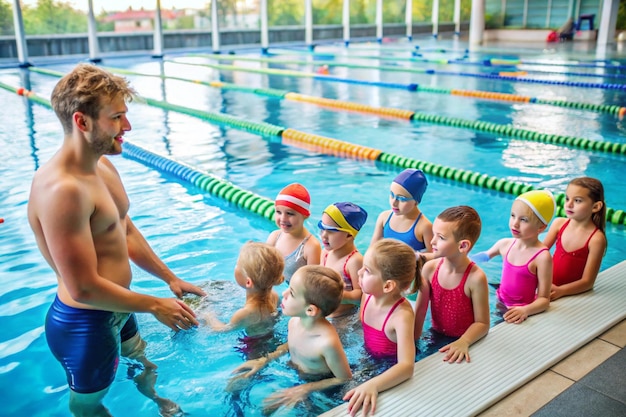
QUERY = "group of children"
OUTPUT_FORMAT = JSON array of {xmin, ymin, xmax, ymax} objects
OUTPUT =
[{"xmin": 200, "ymin": 170, "xmax": 607, "ymax": 416}]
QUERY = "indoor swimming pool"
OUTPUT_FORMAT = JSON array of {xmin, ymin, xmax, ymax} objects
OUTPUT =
[{"xmin": 1, "ymin": 37, "xmax": 625, "ymax": 416}]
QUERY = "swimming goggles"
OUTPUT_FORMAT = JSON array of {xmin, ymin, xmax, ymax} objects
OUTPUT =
[
  {"xmin": 390, "ymin": 190, "xmax": 414, "ymax": 203},
  {"xmin": 317, "ymin": 221, "xmax": 352, "ymax": 234}
]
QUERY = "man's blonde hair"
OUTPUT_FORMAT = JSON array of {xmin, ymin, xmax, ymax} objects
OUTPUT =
[{"xmin": 51, "ymin": 64, "xmax": 136, "ymax": 134}]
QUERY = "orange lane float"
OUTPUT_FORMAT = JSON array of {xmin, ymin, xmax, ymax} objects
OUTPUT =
[{"xmin": 284, "ymin": 93, "xmax": 415, "ymax": 120}]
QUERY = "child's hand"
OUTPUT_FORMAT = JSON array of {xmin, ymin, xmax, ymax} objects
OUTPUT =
[
  {"xmin": 439, "ymin": 338, "xmax": 470, "ymax": 363},
  {"xmin": 262, "ymin": 386, "xmax": 308, "ymax": 415},
  {"xmin": 226, "ymin": 358, "xmax": 267, "ymax": 392},
  {"xmin": 550, "ymin": 285, "xmax": 564, "ymax": 301},
  {"xmin": 343, "ymin": 380, "xmax": 379, "ymax": 417},
  {"xmin": 503, "ymin": 306, "xmax": 528, "ymax": 324}
]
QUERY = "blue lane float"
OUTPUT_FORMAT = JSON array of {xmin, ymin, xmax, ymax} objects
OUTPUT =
[{"xmin": 122, "ymin": 141, "xmax": 276, "ymax": 221}]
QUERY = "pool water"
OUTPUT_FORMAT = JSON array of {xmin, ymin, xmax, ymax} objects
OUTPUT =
[{"xmin": 1, "ymin": 37, "xmax": 625, "ymax": 416}]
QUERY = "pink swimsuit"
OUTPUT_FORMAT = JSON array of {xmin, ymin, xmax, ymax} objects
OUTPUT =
[
  {"xmin": 430, "ymin": 260, "xmax": 475, "ymax": 338},
  {"xmin": 552, "ymin": 220, "xmax": 598, "ymax": 286},
  {"xmin": 361, "ymin": 295, "xmax": 406, "ymax": 358},
  {"xmin": 497, "ymin": 240, "xmax": 548, "ymax": 307},
  {"xmin": 323, "ymin": 249, "xmax": 357, "ymax": 291}
]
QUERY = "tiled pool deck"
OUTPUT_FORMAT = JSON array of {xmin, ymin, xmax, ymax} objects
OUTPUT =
[{"xmin": 481, "ymin": 319, "xmax": 626, "ymax": 417}]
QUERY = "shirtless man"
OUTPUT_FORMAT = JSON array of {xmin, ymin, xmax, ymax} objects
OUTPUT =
[{"xmin": 27, "ymin": 64, "xmax": 205, "ymax": 417}]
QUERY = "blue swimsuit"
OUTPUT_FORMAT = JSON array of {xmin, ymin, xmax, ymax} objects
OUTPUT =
[
  {"xmin": 45, "ymin": 296, "xmax": 142, "ymax": 394},
  {"xmin": 383, "ymin": 212, "xmax": 426, "ymax": 251}
]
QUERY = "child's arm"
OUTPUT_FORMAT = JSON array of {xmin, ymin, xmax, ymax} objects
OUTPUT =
[
  {"xmin": 439, "ymin": 268, "xmax": 490, "ymax": 363},
  {"xmin": 262, "ymin": 333, "xmax": 352, "ymax": 413},
  {"xmin": 304, "ymin": 234, "xmax": 322, "ymax": 266},
  {"xmin": 542, "ymin": 217, "xmax": 567, "ymax": 249},
  {"xmin": 551, "ymin": 232, "xmax": 606, "ymax": 300},
  {"xmin": 369, "ymin": 211, "xmax": 387, "ymax": 247},
  {"xmin": 344, "ymin": 307, "xmax": 415, "ymax": 417},
  {"xmin": 342, "ymin": 255, "xmax": 364, "ymax": 305},
  {"xmin": 417, "ymin": 217, "xmax": 434, "ymax": 252},
  {"xmin": 413, "ymin": 265, "xmax": 433, "ymax": 340},
  {"xmin": 204, "ymin": 306, "xmax": 250, "ymax": 332},
  {"xmin": 470, "ymin": 237, "xmax": 509, "ymax": 262},
  {"xmin": 226, "ymin": 342, "xmax": 289, "ymax": 392},
  {"xmin": 504, "ymin": 251, "xmax": 552, "ymax": 323},
  {"xmin": 265, "ymin": 230, "xmax": 279, "ymax": 245}
]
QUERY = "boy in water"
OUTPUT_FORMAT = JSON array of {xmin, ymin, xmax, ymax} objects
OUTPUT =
[{"xmin": 227, "ymin": 265, "xmax": 352, "ymax": 414}]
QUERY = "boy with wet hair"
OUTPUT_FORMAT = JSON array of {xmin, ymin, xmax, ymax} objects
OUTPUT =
[
  {"xmin": 227, "ymin": 265, "xmax": 352, "ymax": 414},
  {"xmin": 414, "ymin": 205, "xmax": 490, "ymax": 364}
]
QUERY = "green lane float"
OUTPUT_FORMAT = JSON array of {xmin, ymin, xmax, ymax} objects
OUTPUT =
[
  {"xmin": 10, "ymin": 72, "xmax": 626, "ymax": 226},
  {"xmin": 155, "ymin": 62, "xmax": 626, "ymax": 156}
]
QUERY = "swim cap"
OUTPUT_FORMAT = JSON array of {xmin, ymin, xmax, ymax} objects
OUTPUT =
[
  {"xmin": 516, "ymin": 189, "xmax": 556, "ymax": 225},
  {"xmin": 318, "ymin": 202, "xmax": 368, "ymax": 237},
  {"xmin": 275, "ymin": 183, "xmax": 311, "ymax": 217},
  {"xmin": 393, "ymin": 169, "xmax": 428, "ymax": 203}
]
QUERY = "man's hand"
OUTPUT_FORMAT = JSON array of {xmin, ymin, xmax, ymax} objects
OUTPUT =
[
  {"xmin": 153, "ymin": 298, "xmax": 199, "ymax": 331},
  {"xmin": 169, "ymin": 278, "xmax": 206, "ymax": 299}
]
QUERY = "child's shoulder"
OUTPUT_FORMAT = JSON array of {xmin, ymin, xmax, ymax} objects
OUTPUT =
[
  {"xmin": 266, "ymin": 229, "xmax": 280, "ymax": 243},
  {"xmin": 389, "ymin": 298, "xmax": 415, "ymax": 324},
  {"xmin": 467, "ymin": 263, "xmax": 488, "ymax": 286},
  {"xmin": 421, "ymin": 258, "xmax": 440, "ymax": 279},
  {"xmin": 496, "ymin": 237, "xmax": 515, "ymax": 250},
  {"xmin": 549, "ymin": 217, "xmax": 568, "ymax": 232},
  {"xmin": 375, "ymin": 209, "xmax": 393, "ymax": 222},
  {"xmin": 347, "ymin": 249, "xmax": 364, "ymax": 264}
]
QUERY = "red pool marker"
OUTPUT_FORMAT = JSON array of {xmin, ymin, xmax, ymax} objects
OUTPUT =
[{"xmin": 0, "ymin": 218, "xmax": 4, "ymax": 224}]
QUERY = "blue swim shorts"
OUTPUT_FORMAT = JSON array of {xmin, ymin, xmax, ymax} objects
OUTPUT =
[{"xmin": 45, "ymin": 296, "xmax": 143, "ymax": 394}]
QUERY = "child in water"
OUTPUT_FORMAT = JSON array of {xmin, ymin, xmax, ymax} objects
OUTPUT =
[
  {"xmin": 414, "ymin": 206, "xmax": 490, "ymax": 363},
  {"xmin": 267, "ymin": 183, "xmax": 321, "ymax": 283},
  {"xmin": 344, "ymin": 239, "xmax": 421, "ymax": 417},
  {"xmin": 227, "ymin": 265, "xmax": 352, "ymax": 414},
  {"xmin": 371, "ymin": 169, "xmax": 433, "ymax": 253},
  {"xmin": 543, "ymin": 177, "xmax": 607, "ymax": 300},
  {"xmin": 204, "ymin": 241, "xmax": 284, "ymax": 338},
  {"xmin": 474, "ymin": 190, "xmax": 555, "ymax": 324},
  {"xmin": 318, "ymin": 202, "xmax": 368, "ymax": 317}
]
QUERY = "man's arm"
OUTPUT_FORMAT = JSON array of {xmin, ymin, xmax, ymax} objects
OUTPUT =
[
  {"xmin": 38, "ymin": 182, "xmax": 197, "ymax": 331},
  {"xmin": 126, "ymin": 217, "xmax": 205, "ymax": 298}
]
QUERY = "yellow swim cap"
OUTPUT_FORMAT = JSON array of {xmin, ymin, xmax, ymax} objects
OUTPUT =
[{"xmin": 515, "ymin": 189, "xmax": 556, "ymax": 225}]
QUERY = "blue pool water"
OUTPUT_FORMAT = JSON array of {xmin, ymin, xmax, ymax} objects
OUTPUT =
[{"xmin": 1, "ymin": 37, "xmax": 625, "ymax": 416}]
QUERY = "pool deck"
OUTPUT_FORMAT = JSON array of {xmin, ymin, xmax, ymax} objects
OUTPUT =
[{"xmin": 320, "ymin": 260, "xmax": 626, "ymax": 417}]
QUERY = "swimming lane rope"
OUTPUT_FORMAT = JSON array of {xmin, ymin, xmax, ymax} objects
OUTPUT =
[
  {"xmin": 5, "ymin": 77, "xmax": 625, "ymax": 226},
  {"xmin": 182, "ymin": 54, "xmax": 626, "ymax": 117},
  {"xmin": 264, "ymin": 49, "xmax": 626, "ymax": 91},
  {"xmin": 154, "ymin": 62, "xmax": 626, "ymax": 156},
  {"xmin": 6, "ymin": 78, "xmax": 626, "ymax": 227}
]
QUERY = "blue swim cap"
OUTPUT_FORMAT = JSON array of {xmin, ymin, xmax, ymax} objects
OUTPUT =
[{"xmin": 393, "ymin": 169, "xmax": 428, "ymax": 203}]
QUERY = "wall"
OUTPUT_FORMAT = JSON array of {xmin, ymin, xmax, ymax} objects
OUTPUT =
[
  {"xmin": 486, "ymin": 0, "xmax": 602, "ymax": 29},
  {"xmin": 0, "ymin": 22, "xmax": 466, "ymax": 61}
]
